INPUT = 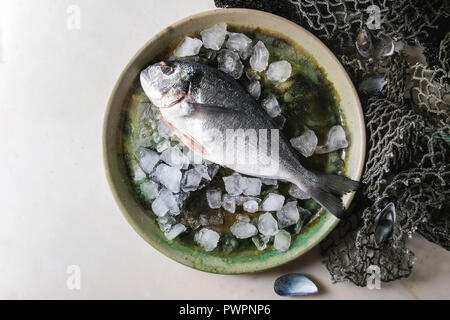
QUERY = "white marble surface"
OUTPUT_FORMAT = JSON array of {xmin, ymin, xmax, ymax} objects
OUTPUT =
[{"xmin": 0, "ymin": 0, "xmax": 448, "ymax": 299}]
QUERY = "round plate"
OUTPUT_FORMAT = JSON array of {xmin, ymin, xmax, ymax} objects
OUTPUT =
[{"xmin": 103, "ymin": 9, "xmax": 365, "ymax": 274}]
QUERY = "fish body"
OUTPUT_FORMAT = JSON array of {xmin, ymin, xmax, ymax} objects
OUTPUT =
[{"xmin": 140, "ymin": 60, "xmax": 359, "ymax": 218}]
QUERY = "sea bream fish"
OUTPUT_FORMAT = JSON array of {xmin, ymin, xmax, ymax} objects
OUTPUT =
[{"xmin": 140, "ymin": 60, "xmax": 360, "ymax": 218}]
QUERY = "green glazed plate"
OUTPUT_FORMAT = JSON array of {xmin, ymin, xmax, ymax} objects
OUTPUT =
[{"xmin": 103, "ymin": 9, "xmax": 365, "ymax": 274}]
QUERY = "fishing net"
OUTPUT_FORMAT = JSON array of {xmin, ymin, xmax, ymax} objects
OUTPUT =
[{"xmin": 215, "ymin": 0, "xmax": 450, "ymax": 286}]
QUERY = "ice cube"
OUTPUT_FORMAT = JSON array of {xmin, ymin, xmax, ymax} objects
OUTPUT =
[
  {"xmin": 315, "ymin": 125, "xmax": 349, "ymax": 154},
  {"xmin": 290, "ymin": 129, "xmax": 318, "ymax": 158},
  {"xmin": 222, "ymin": 235, "xmax": 239, "ymax": 253},
  {"xmin": 151, "ymin": 197, "xmax": 169, "ymax": 217},
  {"xmin": 276, "ymin": 201, "xmax": 300, "ymax": 229},
  {"xmin": 261, "ymin": 97, "xmax": 282, "ymax": 118},
  {"xmin": 194, "ymin": 228, "xmax": 221, "ymax": 251},
  {"xmin": 204, "ymin": 213, "xmax": 224, "ymax": 226},
  {"xmin": 160, "ymin": 146, "xmax": 189, "ymax": 169},
  {"xmin": 274, "ymin": 230, "xmax": 291, "ymax": 251},
  {"xmin": 157, "ymin": 188, "xmax": 180, "ymax": 216},
  {"xmin": 261, "ymin": 178, "xmax": 278, "ymax": 186},
  {"xmin": 236, "ymin": 214, "xmax": 251, "ymax": 222},
  {"xmin": 150, "ymin": 120, "xmax": 157, "ymax": 131},
  {"xmin": 139, "ymin": 180, "xmax": 159, "ymax": 200},
  {"xmin": 157, "ymin": 215, "xmax": 176, "ymax": 232},
  {"xmin": 258, "ymin": 212, "xmax": 279, "ymax": 236},
  {"xmin": 248, "ymin": 80, "xmax": 261, "ymax": 100},
  {"xmin": 235, "ymin": 195, "xmax": 261, "ymax": 206},
  {"xmin": 138, "ymin": 148, "xmax": 160, "ymax": 174},
  {"xmin": 217, "ymin": 49, "xmax": 244, "ymax": 79},
  {"xmin": 206, "ymin": 188, "xmax": 222, "ymax": 209},
  {"xmin": 252, "ymin": 234, "xmax": 271, "ymax": 251},
  {"xmin": 152, "ymin": 131, "xmax": 162, "ymax": 143},
  {"xmin": 174, "ymin": 36, "xmax": 203, "ymax": 57},
  {"xmin": 225, "ymin": 32, "xmax": 253, "ymax": 59},
  {"xmin": 157, "ymin": 120, "xmax": 172, "ymax": 138},
  {"xmin": 201, "ymin": 23, "xmax": 227, "ymax": 50},
  {"xmin": 234, "ymin": 195, "xmax": 247, "ymax": 206},
  {"xmin": 230, "ymin": 221, "xmax": 258, "ymax": 239},
  {"xmin": 267, "ymin": 60, "xmax": 292, "ymax": 82},
  {"xmin": 184, "ymin": 148, "xmax": 204, "ymax": 165},
  {"xmin": 195, "ymin": 164, "xmax": 219, "ymax": 186},
  {"xmin": 295, "ymin": 207, "xmax": 312, "ymax": 234},
  {"xmin": 240, "ymin": 177, "xmax": 262, "ymax": 196},
  {"xmin": 262, "ymin": 193, "xmax": 285, "ymax": 211},
  {"xmin": 250, "ymin": 41, "xmax": 269, "ymax": 72},
  {"xmin": 146, "ymin": 116, "xmax": 157, "ymax": 129},
  {"xmin": 174, "ymin": 190, "xmax": 190, "ymax": 207},
  {"xmin": 288, "ymin": 184, "xmax": 311, "ymax": 200},
  {"xmin": 156, "ymin": 139, "xmax": 171, "ymax": 153},
  {"xmin": 164, "ymin": 223, "xmax": 187, "ymax": 240},
  {"xmin": 222, "ymin": 194, "xmax": 236, "ymax": 213},
  {"xmin": 130, "ymin": 161, "xmax": 147, "ymax": 182},
  {"xmin": 181, "ymin": 168, "xmax": 202, "ymax": 192},
  {"xmin": 139, "ymin": 126, "xmax": 153, "ymax": 147},
  {"xmin": 207, "ymin": 164, "xmax": 220, "ymax": 180},
  {"xmin": 199, "ymin": 214, "xmax": 209, "ymax": 227},
  {"xmin": 223, "ymin": 173, "xmax": 243, "ymax": 195},
  {"xmin": 194, "ymin": 164, "xmax": 210, "ymax": 180},
  {"xmin": 152, "ymin": 164, "xmax": 182, "ymax": 193},
  {"xmin": 243, "ymin": 200, "xmax": 259, "ymax": 213}
]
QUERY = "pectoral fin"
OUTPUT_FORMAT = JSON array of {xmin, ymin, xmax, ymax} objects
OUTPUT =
[
  {"xmin": 179, "ymin": 101, "xmax": 242, "ymax": 118},
  {"xmin": 160, "ymin": 115, "xmax": 208, "ymax": 157}
]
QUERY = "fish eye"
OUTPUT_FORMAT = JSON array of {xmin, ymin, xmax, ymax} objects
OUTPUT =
[{"xmin": 161, "ymin": 65, "xmax": 174, "ymax": 75}]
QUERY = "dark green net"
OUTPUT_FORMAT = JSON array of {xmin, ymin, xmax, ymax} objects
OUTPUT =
[{"xmin": 215, "ymin": 0, "xmax": 449, "ymax": 286}]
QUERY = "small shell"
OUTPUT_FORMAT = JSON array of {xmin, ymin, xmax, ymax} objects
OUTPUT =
[
  {"xmin": 274, "ymin": 273, "xmax": 318, "ymax": 297},
  {"xmin": 374, "ymin": 202, "xmax": 396, "ymax": 246},
  {"xmin": 359, "ymin": 76, "xmax": 387, "ymax": 96},
  {"xmin": 356, "ymin": 28, "xmax": 373, "ymax": 58}
]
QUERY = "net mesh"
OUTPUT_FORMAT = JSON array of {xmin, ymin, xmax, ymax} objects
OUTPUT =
[{"xmin": 215, "ymin": 0, "xmax": 450, "ymax": 286}]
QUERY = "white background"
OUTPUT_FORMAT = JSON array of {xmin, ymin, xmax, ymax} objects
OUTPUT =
[{"xmin": 0, "ymin": 0, "xmax": 448, "ymax": 299}]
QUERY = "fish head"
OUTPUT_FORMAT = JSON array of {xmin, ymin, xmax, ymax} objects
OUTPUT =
[{"xmin": 140, "ymin": 61, "xmax": 192, "ymax": 108}]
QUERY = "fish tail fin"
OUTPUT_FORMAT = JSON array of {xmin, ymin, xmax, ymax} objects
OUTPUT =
[{"xmin": 301, "ymin": 172, "xmax": 360, "ymax": 219}]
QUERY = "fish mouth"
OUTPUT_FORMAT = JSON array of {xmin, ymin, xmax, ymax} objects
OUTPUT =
[
  {"xmin": 150, "ymin": 83, "xmax": 190, "ymax": 109},
  {"xmin": 149, "ymin": 90, "xmax": 187, "ymax": 108}
]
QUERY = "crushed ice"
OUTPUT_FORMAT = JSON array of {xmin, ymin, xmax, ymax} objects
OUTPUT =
[{"xmin": 127, "ymin": 25, "xmax": 352, "ymax": 253}]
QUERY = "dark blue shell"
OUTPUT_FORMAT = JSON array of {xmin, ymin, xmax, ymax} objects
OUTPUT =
[
  {"xmin": 274, "ymin": 273, "xmax": 318, "ymax": 296},
  {"xmin": 356, "ymin": 28, "xmax": 373, "ymax": 58},
  {"xmin": 374, "ymin": 202, "xmax": 396, "ymax": 246}
]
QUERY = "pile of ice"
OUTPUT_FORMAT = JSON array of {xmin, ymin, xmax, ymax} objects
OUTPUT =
[
  {"xmin": 200, "ymin": 172, "xmax": 312, "ymax": 252},
  {"xmin": 129, "ymin": 103, "xmax": 220, "ymax": 243},
  {"xmin": 128, "ymin": 23, "xmax": 344, "ymax": 253},
  {"xmin": 133, "ymin": 131, "xmax": 313, "ymax": 252},
  {"xmin": 315, "ymin": 125, "xmax": 349, "ymax": 154},
  {"xmin": 290, "ymin": 125, "xmax": 348, "ymax": 158},
  {"xmin": 172, "ymin": 23, "xmax": 292, "ymax": 124}
]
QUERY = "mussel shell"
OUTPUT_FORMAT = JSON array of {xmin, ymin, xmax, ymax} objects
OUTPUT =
[
  {"xmin": 274, "ymin": 273, "xmax": 318, "ymax": 296},
  {"xmin": 374, "ymin": 202, "xmax": 396, "ymax": 246},
  {"xmin": 356, "ymin": 28, "xmax": 373, "ymax": 58},
  {"xmin": 359, "ymin": 76, "xmax": 387, "ymax": 96}
]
